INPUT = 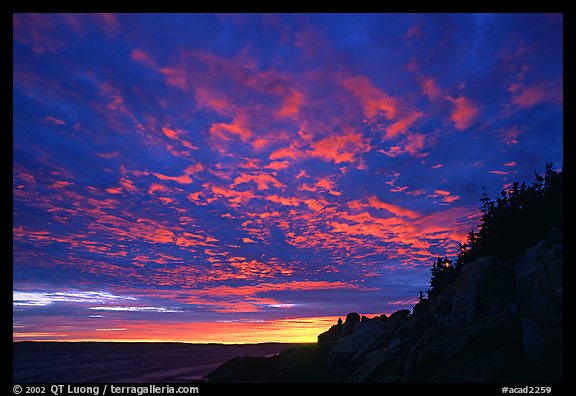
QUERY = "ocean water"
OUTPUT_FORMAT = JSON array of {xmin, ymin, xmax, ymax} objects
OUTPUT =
[{"xmin": 13, "ymin": 342, "xmax": 297, "ymax": 383}]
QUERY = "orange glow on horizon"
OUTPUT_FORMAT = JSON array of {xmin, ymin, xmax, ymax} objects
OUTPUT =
[{"xmin": 13, "ymin": 314, "xmax": 388, "ymax": 344}]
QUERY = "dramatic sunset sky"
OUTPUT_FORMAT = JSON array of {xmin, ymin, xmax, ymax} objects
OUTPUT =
[{"xmin": 13, "ymin": 14, "xmax": 562, "ymax": 343}]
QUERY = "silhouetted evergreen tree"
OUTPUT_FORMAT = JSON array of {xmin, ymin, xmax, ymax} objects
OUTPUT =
[
  {"xmin": 456, "ymin": 162, "xmax": 563, "ymax": 267},
  {"xmin": 427, "ymin": 256, "xmax": 456, "ymax": 298}
]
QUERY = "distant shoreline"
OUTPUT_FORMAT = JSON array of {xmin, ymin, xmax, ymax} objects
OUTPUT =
[{"xmin": 13, "ymin": 340, "xmax": 310, "ymax": 346}]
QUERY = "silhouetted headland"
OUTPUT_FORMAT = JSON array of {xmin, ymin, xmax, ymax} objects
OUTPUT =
[{"xmin": 207, "ymin": 165, "xmax": 563, "ymax": 383}]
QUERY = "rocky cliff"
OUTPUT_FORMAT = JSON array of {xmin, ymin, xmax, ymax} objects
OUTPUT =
[{"xmin": 206, "ymin": 228, "xmax": 563, "ymax": 383}]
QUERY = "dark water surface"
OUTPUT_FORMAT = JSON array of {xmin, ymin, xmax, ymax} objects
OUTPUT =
[{"xmin": 13, "ymin": 342, "xmax": 298, "ymax": 383}]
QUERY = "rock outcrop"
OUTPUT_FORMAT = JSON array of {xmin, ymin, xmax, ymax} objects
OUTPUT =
[{"xmin": 207, "ymin": 229, "xmax": 563, "ymax": 383}]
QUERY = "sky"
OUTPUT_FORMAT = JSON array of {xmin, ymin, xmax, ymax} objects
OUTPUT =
[{"xmin": 13, "ymin": 13, "xmax": 563, "ymax": 343}]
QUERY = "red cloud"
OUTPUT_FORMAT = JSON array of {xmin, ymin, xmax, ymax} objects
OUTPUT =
[
  {"xmin": 148, "ymin": 183, "xmax": 169, "ymax": 194},
  {"xmin": 105, "ymin": 187, "xmax": 122, "ymax": 195},
  {"xmin": 342, "ymin": 76, "xmax": 398, "ymax": 120},
  {"xmin": 509, "ymin": 81, "xmax": 563, "ymax": 108},
  {"xmin": 269, "ymin": 144, "xmax": 304, "ymax": 161},
  {"xmin": 161, "ymin": 127, "xmax": 197, "ymax": 147},
  {"xmin": 160, "ymin": 67, "xmax": 188, "ymax": 90},
  {"xmin": 315, "ymin": 177, "xmax": 333, "ymax": 190},
  {"xmin": 310, "ymin": 131, "xmax": 371, "ymax": 164},
  {"xmin": 120, "ymin": 177, "xmax": 138, "ymax": 192},
  {"xmin": 277, "ymin": 90, "xmax": 303, "ymax": 117},
  {"xmin": 385, "ymin": 112, "xmax": 423, "ymax": 139},
  {"xmin": 379, "ymin": 133, "xmax": 427, "ymax": 158},
  {"xmin": 403, "ymin": 133, "xmax": 427, "ymax": 157},
  {"xmin": 432, "ymin": 190, "xmax": 460, "ymax": 203},
  {"xmin": 500, "ymin": 127, "xmax": 523, "ymax": 146},
  {"xmin": 193, "ymin": 280, "xmax": 361, "ymax": 299},
  {"xmin": 210, "ymin": 185, "xmax": 256, "ymax": 205},
  {"xmin": 187, "ymin": 192, "xmax": 202, "ymax": 201},
  {"xmin": 131, "ymin": 48, "xmax": 156, "ymax": 69},
  {"xmin": 44, "ymin": 116, "xmax": 65, "ymax": 126},
  {"xmin": 368, "ymin": 196, "xmax": 419, "ymax": 219},
  {"xmin": 152, "ymin": 163, "xmax": 203, "ymax": 185},
  {"xmin": 295, "ymin": 170, "xmax": 308, "ymax": 179},
  {"xmin": 232, "ymin": 172, "xmax": 285, "ymax": 190},
  {"xmin": 489, "ymin": 170, "xmax": 512, "ymax": 175},
  {"xmin": 421, "ymin": 78, "xmax": 442, "ymax": 100},
  {"xmin": 447, "ymin": 96, "xmax": 479, "ymax": 130},
  {"xmin": 303, "ymin": 198, "xmax": 330, "ymax": 212},
  {"xmin": 97, "ymin": 13, "xmax": 120, "ymax": 35},
  {"xmin": 266, "ymin": 195, "xmax": 300, "ymax": 207},
  {"xmin": 209, "ymin": 119, "xmax": 252, "ymax": 141},
  {"xmin": 265, "ymin": 161, "xmax": 290, "ymax": 170},
  {"xmin": 250, "ymin": 138, "xmax": 270, "ymax": 151}
]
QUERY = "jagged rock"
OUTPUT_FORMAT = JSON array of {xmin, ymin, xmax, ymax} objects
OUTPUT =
[
  {"xmin": 412, "ymin": 299, "xmax": 430, "ymax": 316},
  {"xmin": 208, "ymin": 234, "xmax": 563, "ymax": 383},
  {"xmin": 324, "ymin": 319, "xmax": 390, "ymax": 380},
  {"xmin": 515, "ymin": 240, "xmax": 562, "ymax": 315},
  {"xmin": 429, "ymin": 297, "xmax": 453, "ymax": 315},
  {"xmin": 520, "ymin": 316, "xmax": 546, "ymax": 367},
  {"xmin": 451, "ymin": 257, "xmax": 494, "ymax": 323},
  {"xmin": 408, "ymin": 313, "xmax": 437, "ymax": 335},
  {"xmin": 342, "ymin": 312, "xmax": 361, "ymax": 336},
  {"xmin": 318, "ymin": 323, "xmax": 341, "ymax": 344},
  {"xmin": 388, "ymin": 309, "xmax": 410, "ymax": 321}
]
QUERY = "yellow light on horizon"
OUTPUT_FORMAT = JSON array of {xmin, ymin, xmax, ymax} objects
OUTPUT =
[{"xmin": 13, "ymin": 313, "xmax": 395, "ymax": 344}]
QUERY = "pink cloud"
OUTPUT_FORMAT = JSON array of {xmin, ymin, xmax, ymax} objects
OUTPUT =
[
  {"xmin": 433, "ymin": 190, "xmax": 460, "ymax": 203},
  {"xmin": 368, "ymin": 196, "xmax": 419, "ymax": 219},
  {"xmin": 119, "ymin": 177, "xmax": 138, "ymax": 192},
  {"xmin": 342, "ymin": 76, "xmax": 398, "ymax": 120},
  {"xmin": 266, "ymin": 195, "xmax": 300, "ymax": 207},
  {"xmin": 148, "ymin": 183, "xmax": 169, "ymax": 194},
  {"xmin": 421, "ymin": 78, "xmax": 442, "ymax": 100},
  {"xmin": 379, "ymin": 132, "xmax": 427, "ymax": 158},
  {"xmin": 510, "ymin": 81, "xmax": 563, "ymax": 108},
  {"xmin": 131, "ymin": 48, "xmax": 156, "ymax": 69},
  {"xmin": 265, "ymin": 161, "xmax": 290, "ymax": 170},
  {"xmin": 105, "ymin": 187, "xmax": 122, "ymax": 195},
  {"xmin": 277, "ymin": 90, "xmax": 303, "ymax": 117},
  {"xmin": 489, "ymin": 170, "xmax": 512, "ymax": 175},
  {"xmin": 44, "ymin": 116, "xmax": 65, "ymax": 126},
  {"xmin": 269, "ymin": 144, "xmax": 304, "ymax": 161},
  {"xmin": 500, "ymin": 127, "xmax": 523, "ymax": 146},
  {"xmin": 304, "ymin": 199, "xmax": 328, "ymax": 212},
  {"xmin": 310, "ymin": 131, "xmax": 371, "ymax": 164},
  {"xmin": 152, "ymin": 163, "xmax": 204, "ymax": 185},
  {"xmin": 385, "ymin": 112, "xmax": 423, "ymax": 139},
  {"xmin": 295, "ymin": 170, "xmax": 308, "ymax": 179},
  {"xmin": 161, "ymin": 127, "xmax": 198, "ymax": 151},
  {"xmin": 187, "ymin": 192, "xmax": 202, "ymax": 201},
  {"xmin": 96, "ymin": 13, "xmax": 120, "ymax": 35},
  {"xmin": 315, "ymin": 177, "xmax": 333, "ymax": 190},
  {"xmin": 232, "ymin": 172, "xmax": 285, "ymax": 190},
  {"xmin": 404, "ymin": 23, "xmax": 423, "ymax": 41},
  {"xmin": 209, "ymin": 120, "xmax": 252, "ymax": 141},
  {"xmin": 447, "ymin": 96, "xmax": 479, "ymax": 130},
  {"xmin": 160, "ymin": 67, "xmax": 188, "ymax": 90},
  {"xmin": 210, "ymin": 185, "xmax": 256, "ymax": 205}
]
